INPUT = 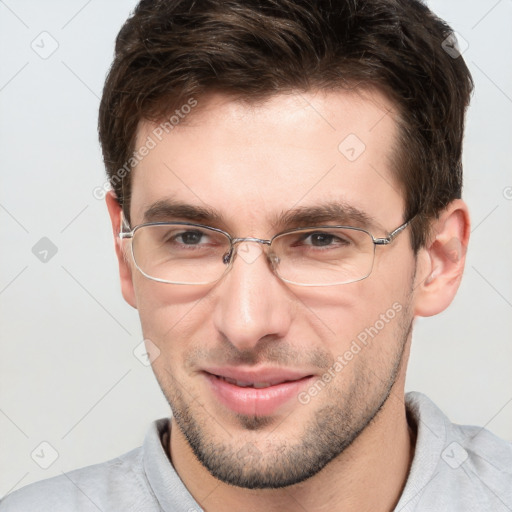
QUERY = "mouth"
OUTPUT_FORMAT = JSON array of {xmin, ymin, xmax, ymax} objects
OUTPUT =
[
  {"xmin": 203, "ymin": 368, "xmax": 314, "ymax": 416},
  {"xmin": 217, "ymin": 376, "xmax": 275, "ymax": 388}
]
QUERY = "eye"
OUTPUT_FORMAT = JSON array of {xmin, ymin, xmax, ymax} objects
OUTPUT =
[
  {"xmin": 299, "ymin": 231, "xmax": 351, "ymax": 248},
  {"xmin": 175, "ymin": 230, "xmax": 206, "ymax": 245},
  {"xmin": 306, "ymin": 233, "xmax": 338, "ymax": 247}
]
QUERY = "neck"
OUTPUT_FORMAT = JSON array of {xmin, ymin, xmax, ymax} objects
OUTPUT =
[{"xmin": 169, "ymin": 383, "xmax": 414, "ymax": 512}]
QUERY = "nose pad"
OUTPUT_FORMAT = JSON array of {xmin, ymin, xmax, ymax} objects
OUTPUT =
[
  {"xmin": 268, "ymin": 252, "xmax": 280, "ymax": 271},
  {"xmin": 222, "ymin": 247, "xmax": 234, "ymax": 265}
]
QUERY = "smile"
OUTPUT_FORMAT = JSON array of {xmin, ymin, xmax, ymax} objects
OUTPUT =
[{"xmin": 203, "ymin": 369, "xmax": 314, "ymax": 416}]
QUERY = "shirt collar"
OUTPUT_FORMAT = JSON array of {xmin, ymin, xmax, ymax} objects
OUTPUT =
[{"xmin": 143, "ymin": 418, "xmax": 203, "ymax": 512}]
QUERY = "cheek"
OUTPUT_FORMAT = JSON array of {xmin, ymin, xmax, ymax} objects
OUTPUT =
[
  {"xmin": 134, "ymin": 277, "xmax": 212, "ymax": 349},
  {"xmin": 299, "ymin": 267, "xmax": 413, "ymax": 355}
]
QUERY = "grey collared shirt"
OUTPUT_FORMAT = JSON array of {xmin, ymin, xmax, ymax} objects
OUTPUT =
[{"xmin": 2, "ymin": 392, "xmax": 512, "ymax": 511}]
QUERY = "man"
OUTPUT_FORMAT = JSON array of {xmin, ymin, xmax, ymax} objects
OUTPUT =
[{"xmin": 2, "ymin": 0, "xmax": 511, "ymax": 510}]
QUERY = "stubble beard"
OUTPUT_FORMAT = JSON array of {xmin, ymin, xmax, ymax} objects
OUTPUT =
[{"xmin": 157, "ymin": 303, "xmax": 413, "ymax": 489}]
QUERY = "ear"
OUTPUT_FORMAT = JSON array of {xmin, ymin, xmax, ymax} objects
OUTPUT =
[
  {"xmin": 413, "ymin": 199, "xmax": 470, "ymax": 317},
  {"xmin": 105, "ymin": 191, "xmax": 137, "ymax": 309}
]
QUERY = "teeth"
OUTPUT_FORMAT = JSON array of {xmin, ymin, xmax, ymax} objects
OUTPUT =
[
  {"xmin": 252, "ymin": 382, "xmax": 272, "ymax": 389},
  {"xmin": 222, "ymin": 377, "xmax": 273, "ymax": 388}
]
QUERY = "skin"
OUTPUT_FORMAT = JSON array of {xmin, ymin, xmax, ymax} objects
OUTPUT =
[{"xmin": 106, "ymin": 89, "xmax": 470, "ymax": 511}]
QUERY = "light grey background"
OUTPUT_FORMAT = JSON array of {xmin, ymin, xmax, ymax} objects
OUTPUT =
[{"xmin": 1, "ymin": 0, "xmax": 511, "ymax": 497}]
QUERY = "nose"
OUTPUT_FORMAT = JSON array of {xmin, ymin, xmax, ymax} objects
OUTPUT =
[{"xmin": 212, "ymin": 241, "xmax": 293, "ymax": 352}]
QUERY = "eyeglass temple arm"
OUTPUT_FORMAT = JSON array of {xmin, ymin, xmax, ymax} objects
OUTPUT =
[
  {"xmin": 118, "ymin": 214, "xmax": 133, "ymax": 239},
  {"xmin": 373, "ymin": 219, "xmax": 412, "ymax": 246}
]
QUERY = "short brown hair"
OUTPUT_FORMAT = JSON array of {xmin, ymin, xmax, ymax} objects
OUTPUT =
[{"xmin": 98, "ymin": 0, "xmax": 473, "ymax": 250}]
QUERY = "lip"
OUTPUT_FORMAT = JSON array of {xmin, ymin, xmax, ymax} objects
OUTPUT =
[{"xmin": 203, "ymin": 367, "xmax": 314, "ymax": 416}]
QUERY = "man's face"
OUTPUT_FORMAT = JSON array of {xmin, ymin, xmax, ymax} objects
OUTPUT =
[{"xmin": 122, "ymin": 90, "xmax": 420, "ymax": 488}]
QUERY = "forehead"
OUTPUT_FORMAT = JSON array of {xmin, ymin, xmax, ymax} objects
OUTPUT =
[{"xmin": 130, "ymin": 89, "xmax": 404, "ymax": 233}]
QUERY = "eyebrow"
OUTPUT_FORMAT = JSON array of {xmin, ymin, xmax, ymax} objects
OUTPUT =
[
  {"xmin": 143, "ymin": 199, "xmax": 223, "ymax": 225},
  {"xmin": 270, "ymin": 202, "xmax": 379, "ymax": 232},
  {"xmin": 142, "ymin": 198, "xmax": 380, "ymax": 232}
]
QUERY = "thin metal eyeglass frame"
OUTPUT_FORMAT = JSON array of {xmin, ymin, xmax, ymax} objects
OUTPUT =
[{"xmin": 119, "ymin": 217, "xmax": 414, "ymax": 286}]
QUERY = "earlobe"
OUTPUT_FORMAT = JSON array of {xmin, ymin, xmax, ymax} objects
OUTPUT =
[
  {"xmin": 413, "ymin": 199, "xmax": 470, "ymax": 317},
  {"xmin": 105, "ymin": 191, "xmax": 137, "ymax": 309}
]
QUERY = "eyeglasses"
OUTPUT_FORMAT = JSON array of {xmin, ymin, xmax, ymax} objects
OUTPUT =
[{"xmin": 119, "ymin": 218, "xmax": 412, "ymax": 287}]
